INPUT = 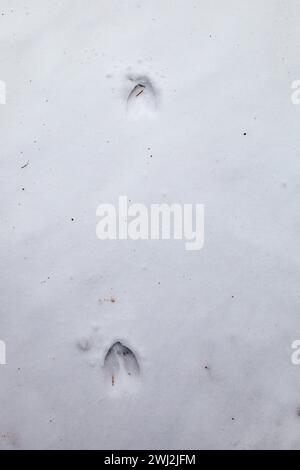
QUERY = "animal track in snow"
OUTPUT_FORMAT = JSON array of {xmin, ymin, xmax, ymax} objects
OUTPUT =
[
  {"xmin": 104, "ymin": 341, "xmax": 140, "ymax": 390},
  {"xmin": 126, "ymin": 75, "xmax": 158, "ymax": 117}
]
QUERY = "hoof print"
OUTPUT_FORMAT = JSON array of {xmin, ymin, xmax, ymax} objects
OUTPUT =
[
  {"xmin": 126, "ymin": 75, "xmax": 158, "ymax": 117},
  {"xmin": 104, "ymin": 341, "xmax": 140, "ymax": 391}
]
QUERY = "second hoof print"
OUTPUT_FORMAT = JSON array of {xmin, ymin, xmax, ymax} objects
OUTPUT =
[
  {"xmin": 126, "ymin": 75, "xmax": 158, "ymax": 118},
  {"xmin": 104, "ymin": 341, "xmax": 140, "ymax": 393}
]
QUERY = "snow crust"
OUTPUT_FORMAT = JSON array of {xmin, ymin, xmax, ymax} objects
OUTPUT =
[{"xmin": 1, "ymin": 0, "xmax": 300, "ymax": 449}]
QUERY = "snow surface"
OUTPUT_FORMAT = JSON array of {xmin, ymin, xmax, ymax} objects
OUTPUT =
[{"xmin": 1, "ymin": 0, "xmax": 300, "ymax": 450}]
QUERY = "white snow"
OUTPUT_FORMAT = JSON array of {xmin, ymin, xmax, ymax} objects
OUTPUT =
[{"xmin": 1, "ymin": 0, "xmax": 300, "ymax": 450}]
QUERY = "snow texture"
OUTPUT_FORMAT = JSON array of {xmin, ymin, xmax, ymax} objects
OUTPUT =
[{"xmin": 1, "ymin": 0, "xmax": 300, "ymax": 450}]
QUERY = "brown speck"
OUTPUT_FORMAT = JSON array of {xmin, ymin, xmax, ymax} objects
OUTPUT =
[{"xmin": 103, "ymin": 297, "xmax": 116, "ymax": 303}]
